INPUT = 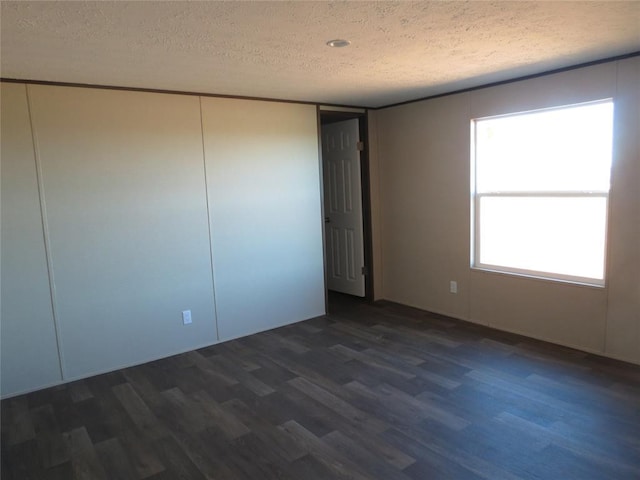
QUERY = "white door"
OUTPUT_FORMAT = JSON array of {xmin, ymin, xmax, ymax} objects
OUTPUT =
[{"xmin": 322, "ymin": 118, "xmax": 365, "ymax": 297}]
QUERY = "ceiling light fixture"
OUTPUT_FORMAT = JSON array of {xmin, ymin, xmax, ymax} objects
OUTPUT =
[{"xmin": 326, "ymin": 39, "xmax": 351, "ymax": 48}]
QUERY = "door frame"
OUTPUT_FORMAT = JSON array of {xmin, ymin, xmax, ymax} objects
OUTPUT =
[{"xmin": 317, "ymin": 106, "xmax": 375, "ymax": 308}]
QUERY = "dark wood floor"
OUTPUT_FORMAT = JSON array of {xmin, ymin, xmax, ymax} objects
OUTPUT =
[{"xmin": 2, "ymin": 293, "xmax": 640, "ymax": 480}]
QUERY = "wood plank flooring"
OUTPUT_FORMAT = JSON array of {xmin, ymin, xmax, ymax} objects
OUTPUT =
[{"xmin": 2, "ymin": 293, "xmax": 640, "ymax": 479}]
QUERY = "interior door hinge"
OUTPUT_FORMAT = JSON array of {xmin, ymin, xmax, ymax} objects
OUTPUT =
[
  {"xmin": 357, "ymin": 141, "xmax": 365, "ymax": 151},
  {"xmin": 361, "ymin": 266, "xmax": 368, "ymax": 276}
]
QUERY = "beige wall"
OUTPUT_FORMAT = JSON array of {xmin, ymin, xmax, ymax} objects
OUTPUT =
[
  {"xmin": 605, "ymin": 58, "xmax": 640, "ymax": 364},
  {"xmin": 1, "ymin": 84, "xmax": 325, "ymax": 397},
  {"xmin": 375, "ymin": 57, "xmax": 640, "ymax": 364}
]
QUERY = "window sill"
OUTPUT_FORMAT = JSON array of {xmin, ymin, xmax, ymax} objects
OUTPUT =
[{"xmin": 471, "ymin": 266, "xmax": 606, "ymax": 289}]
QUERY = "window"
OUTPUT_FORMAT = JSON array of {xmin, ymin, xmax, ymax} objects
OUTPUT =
[{"xmin": 471, "ymin": 100, "xmax": 614, "ymax": 286}]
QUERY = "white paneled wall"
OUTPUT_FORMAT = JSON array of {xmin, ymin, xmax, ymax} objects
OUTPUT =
[
  {"xmin": 27, "ymin": 86, "xmax": 219, "ymax": 381},
  {"xmin": 201, "ymin": 98, "xmax": 325, "ymax": 341},
  {"xmin": 0, "ymin": 84, "xmax": 325, "ymax": 397}
]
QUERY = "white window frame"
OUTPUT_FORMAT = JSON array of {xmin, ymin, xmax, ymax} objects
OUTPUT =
[{"xmin": 470, "ymin": 100, "xmax": 613, "ymax": 287}]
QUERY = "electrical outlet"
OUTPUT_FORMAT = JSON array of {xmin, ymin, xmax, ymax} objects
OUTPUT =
[
  {"xmin": 182, "ymin": 310, "xmax": 192, "ymax": 325},
  {"xmin": 449, "ymin": 281, "xmax": 458, "ymax": 294}
]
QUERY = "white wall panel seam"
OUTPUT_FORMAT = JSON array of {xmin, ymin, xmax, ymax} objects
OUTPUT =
[
  {"xmin": 465, "ymin": 93, "xmax": 473, "ymax": 324},
  {"xmin": 25, "ymin": 84, "xmax": 66, "ymax": 380},
  {"xmin": 198, "ymin": 96, "xmax": 220, "ymax": 341},
  {"xmin": 199, "ymin": 99, "xmax": 224, "ymax": 342}
]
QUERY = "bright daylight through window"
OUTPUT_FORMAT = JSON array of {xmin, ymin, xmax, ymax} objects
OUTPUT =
[{"xmin": 471, "ymin": 100, "xmax": 614, "ymax": 286}]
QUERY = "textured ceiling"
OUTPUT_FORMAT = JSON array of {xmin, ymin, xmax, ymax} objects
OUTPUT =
[{"xmin": 1, "ymin": 1, "xmax": 639, "ymax": 108}]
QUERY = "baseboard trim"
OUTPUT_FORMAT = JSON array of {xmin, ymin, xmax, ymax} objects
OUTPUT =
[{"xmin": 376, "ymin": 298, "xmax": 640, "ymax": 367}]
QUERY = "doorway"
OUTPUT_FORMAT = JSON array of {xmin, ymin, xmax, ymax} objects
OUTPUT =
[{"xmin": 319, "ymin": 107, "xmax": 374, "ymax": 304}]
